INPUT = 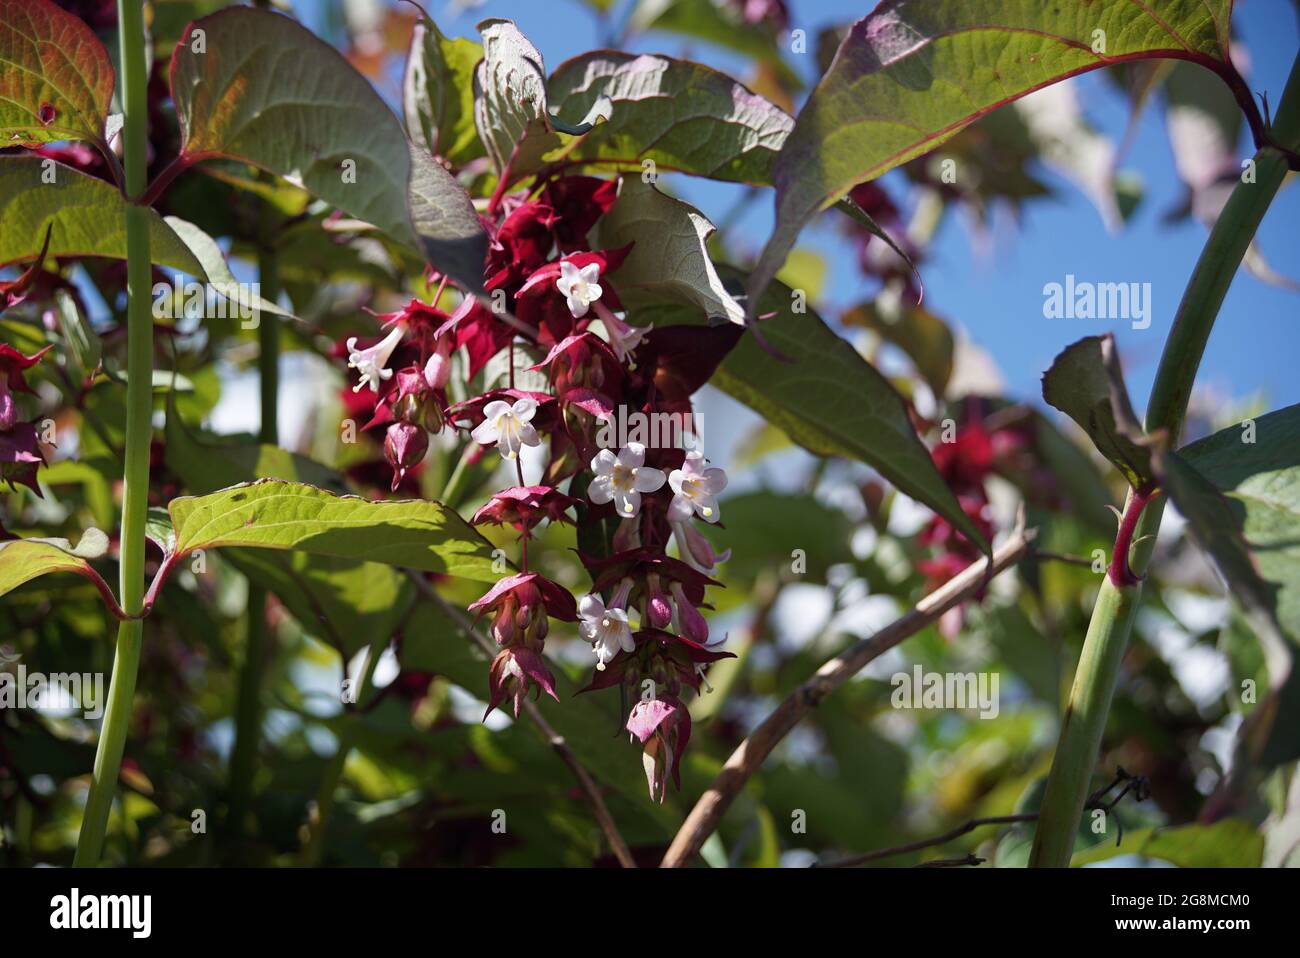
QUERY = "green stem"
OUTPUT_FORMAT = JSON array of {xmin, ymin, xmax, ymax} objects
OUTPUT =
[
  {"xmin": 226, "ymin": 245, "xmax": 281, "ymax": 842},
  {"xmin": 74, "ymin": 0, "xmax": 152, "ymax": 867},
  {"xmin": 1029, "ymin": 51, "xmax": 1300, "ymax": 868},
  {"xmin": 300, "ymin": 643, "xmax": 382, "ymax": 866}
]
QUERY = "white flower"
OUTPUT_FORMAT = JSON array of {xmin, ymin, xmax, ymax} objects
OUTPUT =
[
  {"xmin": 556, "ymin": 260, "xmax": 603, "ymax": 318},
  {"xmin": 667, "ymin": 452, "xmax": 728, "ymax": 523},
  {"xmin": 592, "ymin": 301, "xmax": 648, "ymax": 363},
  {"xmin": 579, "ymin": 593, "xmax": 635, "ymax": 670},
  {"xmin": 471, "ymin": 397, "xmax": 541, "ymax": 460},
  {"xmin": 346, "ymin": 325, "xmax": 405, "ymax": 394},
  {"xmin": 588, "ymin": 443, "xmax": 666, "ymax": 518}
]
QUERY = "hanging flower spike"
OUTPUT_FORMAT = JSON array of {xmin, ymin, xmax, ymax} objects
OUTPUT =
[
  {"xmin": 667, "ymin": 451, "xmax": 728, "ymax": 523},
  {"xmin": 471, "ymin": 485, "xmax": 578, "ymax": 536},
  {"xmin": 588, "ymin": 443, "xmax": 666, "ymax": 518},
  {"xmin": 0, "ymin": 421, "xmax": 46, "ymax": 496},
  {"xmin": 626, "ymin": 694, "xmax": 692, "ymax": 802},
  {"xmin": 485, "ymin": 646, "xmax": 559, "ymax": 720},
  {"xmin": 471, "ymin": 397, "xmax": 541, "ymax": 460},
  {"xmin": 579, "ymin": 591, "xmax": 635, "ymax": 670},
  {"xmin": 556, "ymin": 260, "xmax": 603, "ymax": 318},
  {"xmin": 0, "ymin": 343, "xmax": 54, "ymax": 433},
  {"xmin": 346, "ymin": 325, "xmax": 405, "ymax": 393}
]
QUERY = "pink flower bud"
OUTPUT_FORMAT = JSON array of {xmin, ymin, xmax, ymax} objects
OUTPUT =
[
  {"xmin": 672, "ymin": 520, "xmax": 730, "ymax": 574},
  {"xmin": 384, "ymin": 421, "xmax": 428, "ymax": 490},
  {"xmin": 670, "ymin": 581, "xmax": 709, "ymax": 646},
  {"xmin": 424, "ymin": 339, "xmax": 452, "ymax": 390},
  {"xmin": 645, "ymin": 574, "xmax": 673, "ymax": 629}
]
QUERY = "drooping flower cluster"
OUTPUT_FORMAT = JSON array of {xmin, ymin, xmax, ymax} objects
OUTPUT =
[
  {"xmin": 0, "ymin": 343, "xmax": 51, "ymax": 497},
  {"xmin": 337, "ymin": 174, "xmax": 737, "ymax": 800},
  {"xmin": 919, "ymin": 397, "xmax": 1063, "ymax": 636}
]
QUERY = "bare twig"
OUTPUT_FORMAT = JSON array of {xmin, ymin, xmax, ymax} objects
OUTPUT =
[
  {"xmin": 819, "ymin": 815, "xmax": 1037, "ymax": 868},
  {"xmin": 1033, "ymin": 550, "xmax": 1097, "ymax": 569},
  {"xmin": 406, "ymin": 572, "xmax": 637, "ymax": 869},
  {"xmin": 915, "ymin": 854, "xmax": 985, "ymax": 868},
  {"xmin": 659, "ymin": 518, "xmax": 1037, "ymax": 868},
  {"xmin": 819, "ymin": 767, "xmax": 1147, "ymax": 868}
]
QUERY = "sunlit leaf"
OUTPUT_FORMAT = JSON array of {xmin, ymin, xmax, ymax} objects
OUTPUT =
[
  {"xmin": 1042, "ymin": 334, "xmax": 1152, "ymax": 490},
  {"xmin": 403, "ymin": 16, "xmax": 485, "ymax": 168},
  {"xmin": 472, "ymin": 18, "xmax": 558, "ymax": 179},
  {"xmin": 168, "ymin": 480, "xmax": 498, "ymax": 582},
  {"xmin": 171, "ymin": 7, "xmax": 414, "ymax": 244},
  {"xmin": 0, "ymin": 157, "xmax": 204, "ymax": 274},
  {"xmin": 0, "ymin": 0, "xmax": 114, "ymax": 147},
  {"xmin": 701, "ymin": 269, "xmax": 989, "ymax": 551},
  {"xmin": 599, "ymin": 176, "xmax": 745, "ymax": 325},
  {"xmin": 407, "ymin": 141, "xmax": 489, "ymax": 295},
  {"xmin": 750, "ymin": 0, "xmax": 1237, "ymax": 312},
  {"xmin": 547, "ymin": 50, "xmax": 793, "ymax": 184}
]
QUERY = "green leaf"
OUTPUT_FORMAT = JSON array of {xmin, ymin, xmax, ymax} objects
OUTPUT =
[
  {"xmin": 701, "ymin": 491, "xmax": 852, "ymax": 585},
  {"xmin": 546, "ymin": 50, "xmax": 793, "ymax": 184},
  {"xmin": 472, "ymin": 18, "xmax": 559, "ymax": 179},
  {"xmin": 709, "ymin": 269, "xmax": 989, "ymax": 551},
  {"xmin": 168, "ymin": 479, "xmax": 499, "ymax": 583},
  {"xmin": 749, "ymin": 0, "xmax": 1236, "ymax": 311},
  {"xmin": 598, "ymin": 176, "xmax": 745, "ymax": 325},
  {"xmin": 407, "ymin": 141, "xmax": 489, "ymax": 296},
  {"xmin": 1071, "ymin": 818, "xmax": 1263, "ymax": 868},
  {"xmin": 0, "ymin": 157, "xmax": 204, "ymax": 274},
  {"xmin": 171, "ymin": 7, "xmax": 413, "ymax": 244},
  {"xmin": 233, "ymin": 549, "xmax": 413, "ymax": 661},
  {"xmin": 0, "ymin": 529, "xmax": 109, "ymax": 599},
  {"xmin": 52, "ymin": 289, "xmax": 101, "ymax": 384},
  {"xmin": 628, "ymin": 0, "xmax": 801, "ymax": 92},
  {"xmin": 843, "ymin": 297, "xmax": 954, "ymax": 399},
  {"xmin": 162, "ymin": 216, "xmax": 296, "ymax": 320},
  {"xmin": 0, "ymin": 0, "xmax": 115, "ymax": 146},
  {"xmin": 1164, "ymin": 404, "xmax": 1300, "ymax": 766},
  {"xmin": 403, "ymin": 17, "xmax": 485, "ymax": 168},
  {"xmin": 1014, "ymin": 81, "xmax": 1137, "ymax": 232},
  {"xmin": 1042, "ymin": 334, "xmax": 1152, "ymax": 490},
  {"xmin": 163, "ymin": 407, "xmax": 421, "ymax": 653}
]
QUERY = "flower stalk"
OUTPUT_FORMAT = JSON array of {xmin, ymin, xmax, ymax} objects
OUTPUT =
[
  {"xmin": 73, "ymin": 0, "xmax": 152, "ymax": 867},
  {"xmin": 1029, "ymin": 49, "xmax": 1300, "ymax": 868}
]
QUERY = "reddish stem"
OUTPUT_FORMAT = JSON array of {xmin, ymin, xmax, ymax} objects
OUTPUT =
[
  {"xmin": 138, "ymin": 152, "xmax": 206, "ymax": 207},
  {"xmin": 1107, "ymin": 487, "xmax": 1157, "ymax": 587}
]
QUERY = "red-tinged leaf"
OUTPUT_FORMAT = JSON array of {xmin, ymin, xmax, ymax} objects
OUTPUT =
[
  {"xmin": 0, "ymin": 0, "xmax": 114, "ymax": 147},
  {"xmin": 748, "ymin": 0, "xmax": 1240, "ymax": 313},
  {"xmin": 170, "ymin": 7, "xmax": 414, "ymax": 245}
]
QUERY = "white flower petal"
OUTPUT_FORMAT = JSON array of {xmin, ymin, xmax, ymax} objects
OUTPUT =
[
  {"xmin": 633, "ymin": 466, "xmax": 666, "ymax": 493},
  {"xmin": 668, "ymin": 495, "xmax": 694, "ymax": 523},
  {"xmin": 614, "ymin": 489, "xmax": 642, "ymax": 517},
  {"xmin": 591, "ymin": 449, "xmax": 618, "ymax": 475},
  {"xmin": 510, "ymin": 397, "xmax": 538, "ymax": 423},
  {"xmin": 471, "ymin": 420, "xmax": 501, "ymax": 445},
  {"xmin": 702, "ymin": 468, "xmax": 728, "ymax": 494},
  {"xmin": 619, "ymin": 443, "xmax": 646, "ymax": 469},
  {"xmin": 579, "ymin": 594, "xmax": 606, "ymax": 619},
  {"xmin": 588, "ymin": 475, "xmax": 615, "ymax": 504}
]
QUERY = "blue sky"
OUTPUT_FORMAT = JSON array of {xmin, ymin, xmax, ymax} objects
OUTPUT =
[{"xmin": 299, "ymin": 0, "xmax": 1300, "ymax": 423}]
